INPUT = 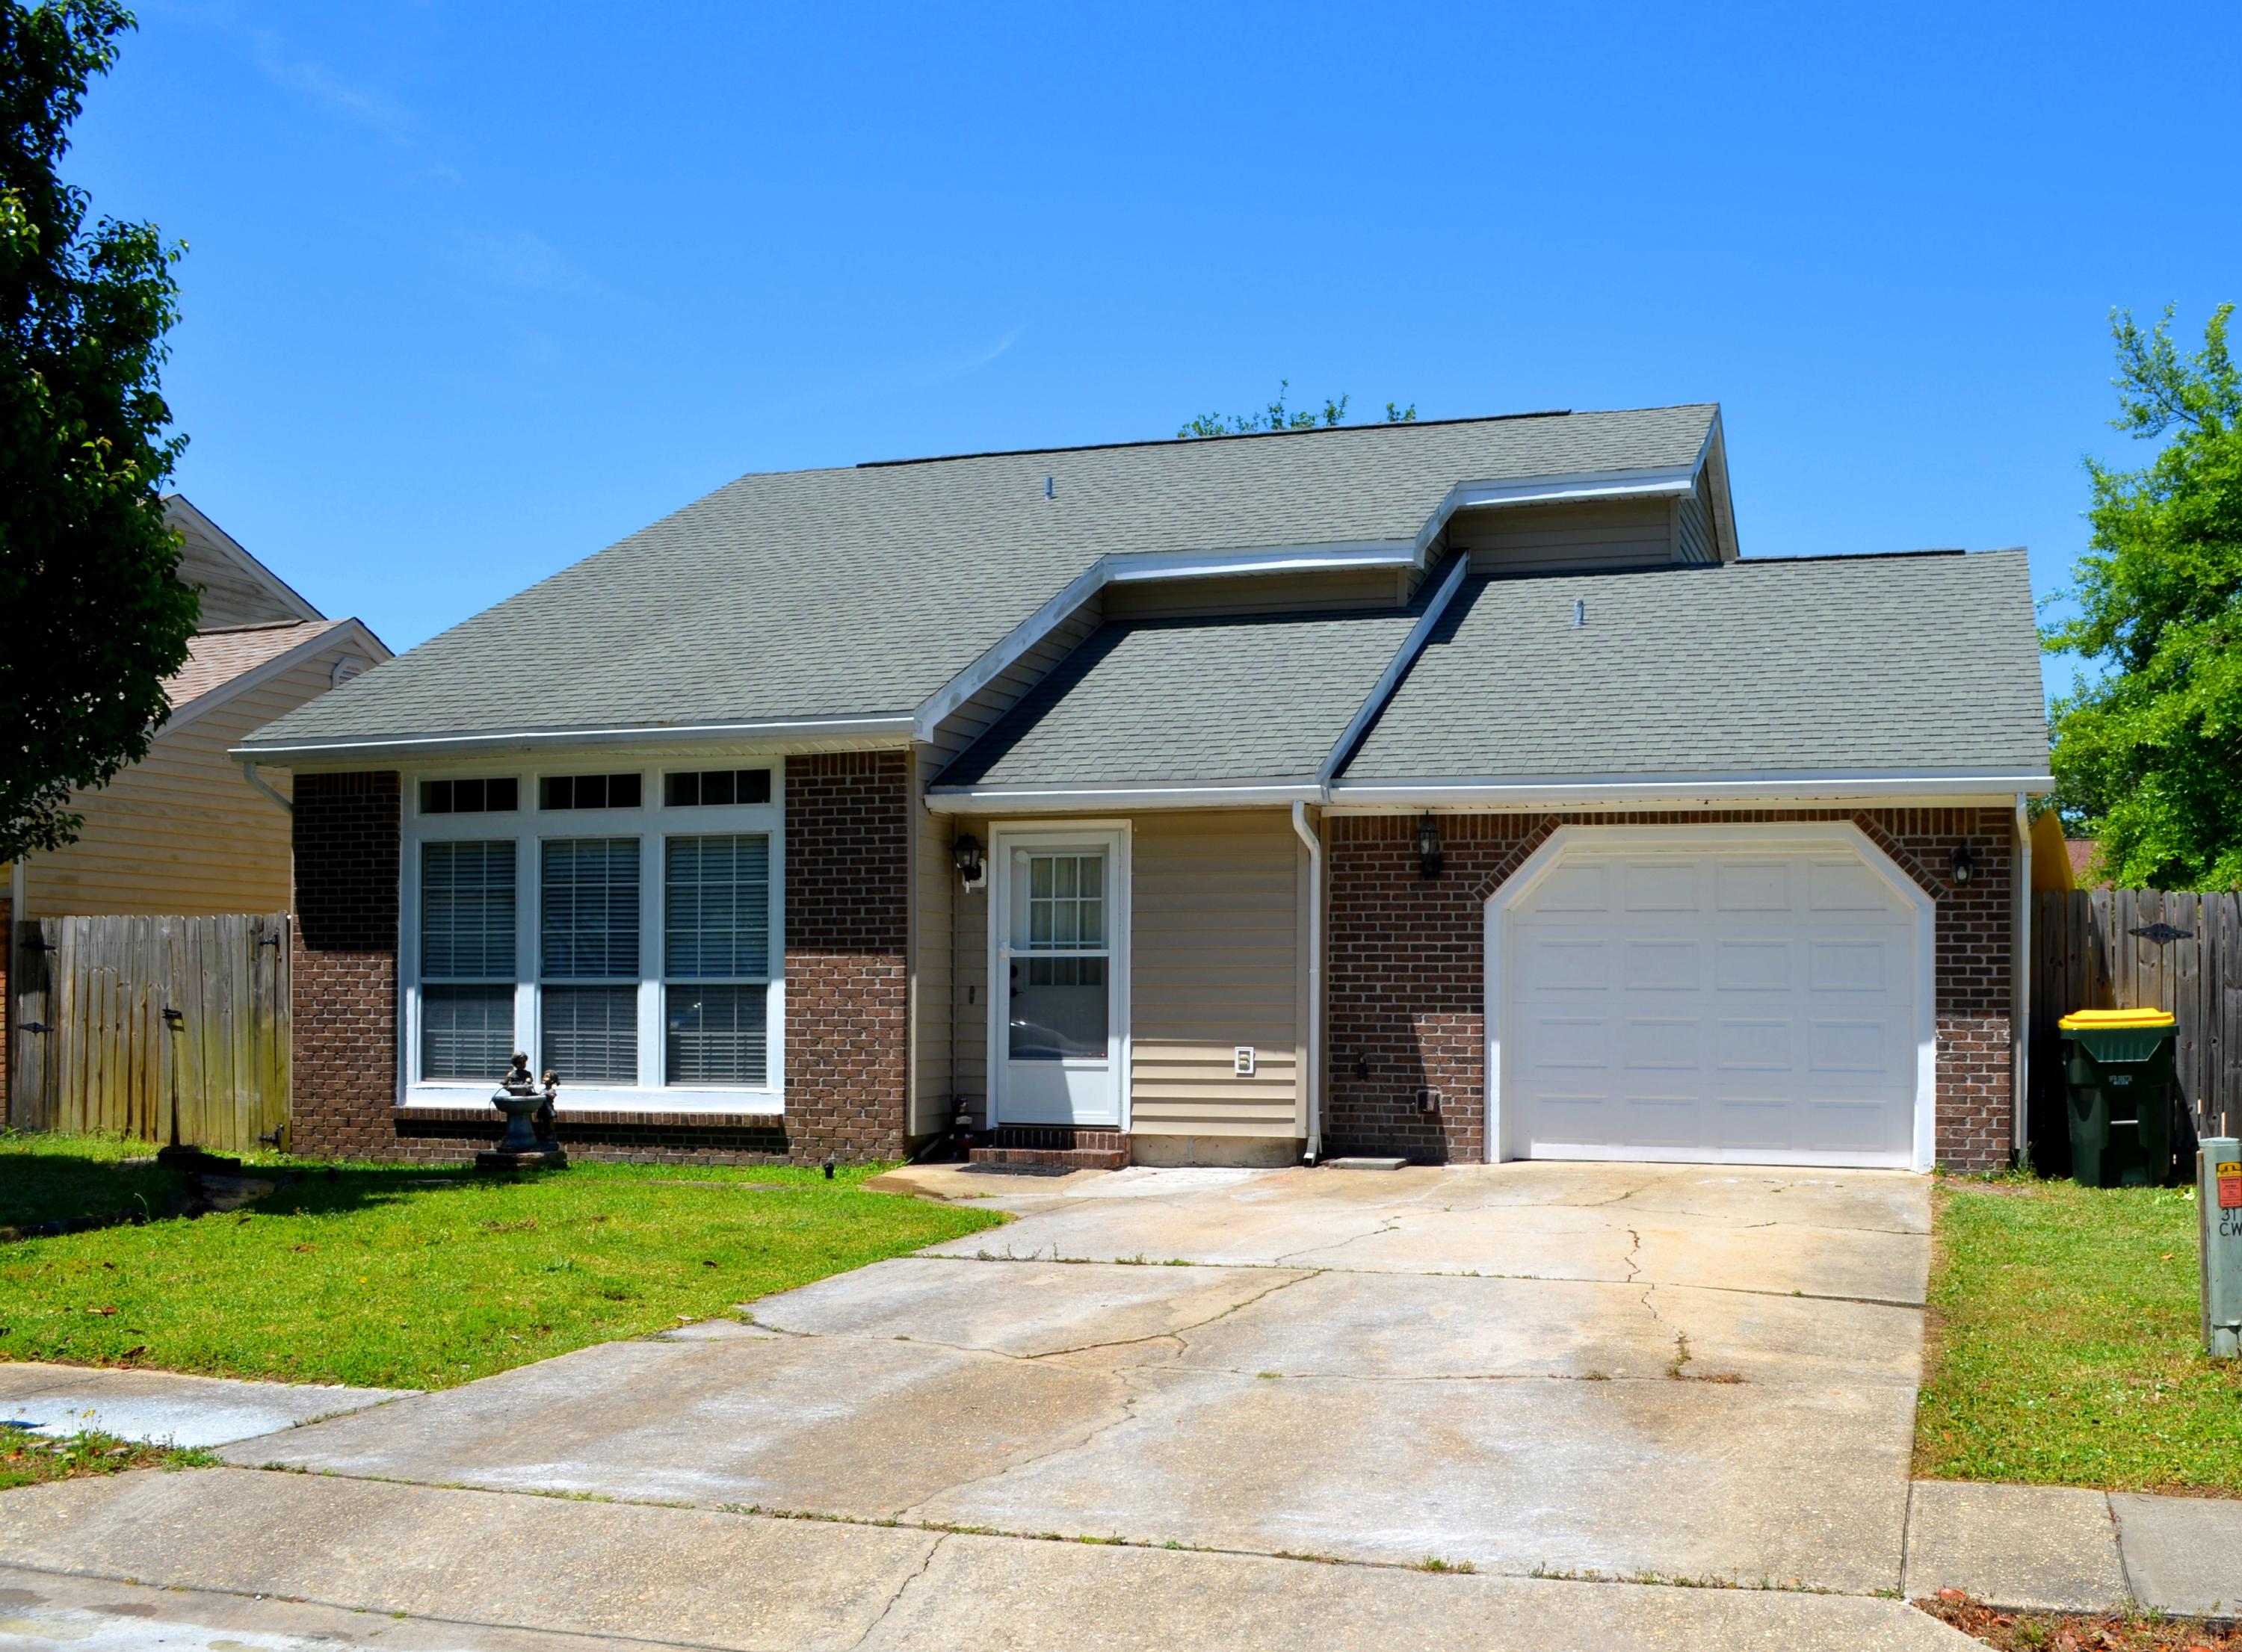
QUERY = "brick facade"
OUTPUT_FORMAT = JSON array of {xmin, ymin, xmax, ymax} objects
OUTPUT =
[
  {"xmin": 779, "ymin": 750, "xmax": 912, "ymax": 1163},
  {"xmin": 287, "ymin": 754, "xmax": 915, "ymax": 1166},
  {"xmin": 1325, "ymin": 808, "xmax": 2016, "ymax": 1172}
]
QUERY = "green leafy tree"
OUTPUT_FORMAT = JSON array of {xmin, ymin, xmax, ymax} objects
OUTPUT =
[
  {"xmin": 0, "ymin": 1, "xmax": 195, "ymax": 864},
  {"xmin": 2045, "ymin": 305, "xmax": 2242, "ymax": 889},
  {"xmin": 1178, "ymin": 379, "xmax": 1417, "ymax": 439}
]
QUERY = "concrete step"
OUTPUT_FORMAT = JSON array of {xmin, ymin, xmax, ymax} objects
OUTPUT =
[{"xmin": 967, "ymin": 1145, "xmax": 1128, "ymax": 1172}]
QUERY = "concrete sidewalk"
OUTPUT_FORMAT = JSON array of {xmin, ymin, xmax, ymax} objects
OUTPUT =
[
  {"xmin": 1903, "ymin": 1479, "xmax": 2242, "ymax": 1619},
  {"xmin": 0, "ymin": 1468, "xmax": 1979, "ymax": 1651},
  {"xmin": 0, "ymin": 1361, "xmax": 409, "ymax": 1448}
]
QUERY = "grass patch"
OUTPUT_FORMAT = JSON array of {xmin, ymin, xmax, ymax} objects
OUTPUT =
[
  {"xmin": 0, "ymin": 1423, "xmax": 217, "ymax": 1493},
  {"xmin": 1915, "ymin": 1177, "xmax": 2242, "ymax": 1493},
  {"xmin": 1921, "ymin": 1588, "xmax": 2242, "ymax": 1649},
  {"xmin": 0, "ymin": 1145, "xmax": 1004, "ymax": 1390},
  {"xmin": 0, "ymin": 1130, "xmax": 187, "ymax": 1231}
]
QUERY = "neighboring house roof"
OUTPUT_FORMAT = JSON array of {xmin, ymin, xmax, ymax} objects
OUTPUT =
[
  {"xmin": 1334, "ymin": 548, "xmax": 2048, "ymax": 793},
  {"xmin": 162, "ymin": 618, "xmax": 392, "ymax": 740},
  {"xmin": 933, "ymin": 594, "xmax": 1437, "ymax": 796},
  {"xmin": 238, "ymin": 405, "xmax": 1720, "ymax": 755},
  {"xmin": 2066, "ymin": 838, "xmax": 2104, "ymax": 888}
]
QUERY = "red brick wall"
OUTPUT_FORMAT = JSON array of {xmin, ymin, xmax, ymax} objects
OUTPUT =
[
  {"xmin": 781, "ymin": 750, "xmax": 911, "ymax": 1162},
  {"xmin": 1326, "ymin": 808, "xmax": 2016, "ymax": 1171},
  {"xmin": 287, "ymin": 755, "xmax": 915, "ymax": 1166},
  {"xmin": 290, "ymin": 772, "xmax": 401, "ymax": 1158}
]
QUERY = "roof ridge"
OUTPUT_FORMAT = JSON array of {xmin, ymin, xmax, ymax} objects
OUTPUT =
[
  {"xmin": 192, "ymin": 617, "xmax": 336, "ymax": 635},
  {"xmin": 853, "ymin": 402, "xmax": 1720, "ymax": 471}
]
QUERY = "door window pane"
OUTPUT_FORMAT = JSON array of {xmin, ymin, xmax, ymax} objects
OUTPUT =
[
  {"xmin": 665, "ymin": 835, "xmax": 768, "ymax": 979},
  {"xmin": 665, "ymin": 983, "xmax": 767, "ymax": 1085},
  {"xmin": 1009, "ymin": 956, "xmax": 1108, "ymax": 1060},
  {"xmin": 541, "ymin": 985, "xmax": 638, "ymax": 1083},
  {"xmin": 1017, "ymin": 852, "xmax": 1103, "ymax": 952},
  {"xmin": 541, "ymin": 838, "xmax": 640, "ymax": 978},
  {"xmin": 421, "ymin": 985, "xmax": 515, "ymax": 1081},
  {"xmin": 421, "ymin": 841, "xmax": 516, "ymax": 979}
]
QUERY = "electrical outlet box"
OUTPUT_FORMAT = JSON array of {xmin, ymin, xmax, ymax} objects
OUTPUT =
[
  {"xmin": 1415, "ymin": 1086, "xmax": 1439, "ymax": 1114},
  {"xmin": 1233, "ymin": 1046, "xmax": 1256, "ymax": 1077}
]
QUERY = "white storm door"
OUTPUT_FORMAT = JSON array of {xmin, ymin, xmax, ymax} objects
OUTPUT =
[
  {"xmin": 1502, "ymin": 833, "xmax": 1924, "ymax": 1168},
  {"xmin": 993, "ymin": 829, "xmax": 1125, "ymax": 1127}
]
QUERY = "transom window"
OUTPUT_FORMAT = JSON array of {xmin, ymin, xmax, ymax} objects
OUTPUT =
[
  {"xmin": 419, "ymin": 776, "xmax": 518, "ymax": 815},
  {"xmin": 540, "ymin": 773, "xmax": 643, "ymax": 811},
  {"xmin": 665, "ymin": 768, "xmax": 771, "ymax": 807},
  {"xmin": 407, "ymin": 768, "xmax": 780, "ymax": 1104}
]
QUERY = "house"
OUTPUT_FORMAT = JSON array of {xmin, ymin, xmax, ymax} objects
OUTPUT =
[
  {"xmin": 233, "ymin": 405, "xmax": 2051, "ymax": 1172},
  {"xmin": 3, "ymin": 501, "xmax": 389, "ymax": 1110}
]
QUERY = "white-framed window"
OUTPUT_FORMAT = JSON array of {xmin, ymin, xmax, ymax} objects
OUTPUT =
[{"xmin": 398, "ymin": 763, "xmax": 783, "ymax": 1113}]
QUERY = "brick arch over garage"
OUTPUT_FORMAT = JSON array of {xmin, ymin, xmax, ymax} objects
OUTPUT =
[{"xmin": 1322, "ymin": 808, "xmax": 2013, "ymax": 1170}]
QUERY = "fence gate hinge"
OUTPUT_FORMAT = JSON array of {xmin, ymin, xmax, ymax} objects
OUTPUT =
[
  {"xmin": 259, "ymin": 933, "xmax": 282, "ymax": 947},
  {"xmin": 21, "ymin": 1021, "xmax": 51, "ymax": 1034},
  {"xmin": 162, "ymin": 1006, "xmax": 185, "ymax": 1025},
  {"xmin": 2130, "ymin": 923, "xmax": 2195, "ymax": 944}
]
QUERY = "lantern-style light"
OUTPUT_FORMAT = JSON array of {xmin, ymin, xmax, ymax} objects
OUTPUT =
[
  {"xmin": 1950, "ymin": 844, "xmax": 1975, "ymax": 886},
  {"xmin": 1415, "ymin": 813, "xmax": 1444, "ymax": 880},
  {"xmin": 953, "ymin": 832, "xmax": 986, "ymax": 888}
]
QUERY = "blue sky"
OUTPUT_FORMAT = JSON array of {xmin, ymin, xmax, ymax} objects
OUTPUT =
[{"xmin": 74, "ymin": 2, "xmax": 2242, "ymax": 701}]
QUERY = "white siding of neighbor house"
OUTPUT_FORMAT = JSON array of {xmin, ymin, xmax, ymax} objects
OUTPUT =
[{"xmin": 19, "ymin": 646, "xmax": 358, "ymax": 920}]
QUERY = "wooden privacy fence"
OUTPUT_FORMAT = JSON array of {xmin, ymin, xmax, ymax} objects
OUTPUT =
[
  {"xmin": 9, "ymin": 913, "xmax": 290, "ymax": 1155},
  {"xmin": 2030, "ymin": 889, "xmax": 2242, "ymax": 1177}
]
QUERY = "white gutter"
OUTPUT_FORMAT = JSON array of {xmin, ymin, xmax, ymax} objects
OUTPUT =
[
  {"xmin": 1291, "ymin": 800, "xmax": 1324, "ymax": 1163},
  {"xmin": 241, "ymin": 761, "xmax": 294, "ymax": 814},
  {"xmin": 233, "ymin": 712, "xmax": 917, "ymax": 764},
  {"xmin": 2015, "ymin": 793, "xmax": 2031, "ymax": 1161},
  {"xmin": 1329, "ymin": 771, "xmax": 2057, "ymax": 808},
  {"xmin": 927, "ymin": 781, "xmax": 1322, "ymax": 814}
]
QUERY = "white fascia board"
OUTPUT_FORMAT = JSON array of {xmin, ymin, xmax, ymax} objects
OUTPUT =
[
  {"xmin": 1316, "ymin": 552, "xmax": 1470, "ymax": 787},
  {"xmin": 1329, "ymin": 769, "xmax": 2056, "ymax": 809},
  {"xmin": 1099, "ymin": 540, "xmax": 1418, "ymax": 582},
  {"xmin": 232, "ymin": 712, "xmax": 917, "ymax": 766},
  {"xmin": 162, "ymin": 619, "xmax": 370, "ymax": 739},
  {"xmin": 926, "ymin": 781, "xmax": 1322, "ymax": 814},
  {"xmin": 1439, "ymin": 465, "xmax": 1700, "ymax": 515}
]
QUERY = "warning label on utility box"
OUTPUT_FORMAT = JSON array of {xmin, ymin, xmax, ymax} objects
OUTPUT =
[{"xmin": 2218, "ymin": 1161, "xmax": 2242, "ymax": 1209}]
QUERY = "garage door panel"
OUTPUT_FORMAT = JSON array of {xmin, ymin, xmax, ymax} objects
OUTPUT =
[{"xmin": 1501, "ymin": 834, "xmax": 1925, "ymax": 1169}]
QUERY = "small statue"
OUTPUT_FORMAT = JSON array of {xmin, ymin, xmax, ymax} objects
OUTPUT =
[
  {"xmin": 534, "ymin": 1069, "xmax": 562, "ymax": 1150},
  {"xmin": 490, "ymin": 1052, "xmax": 556, "ymax": 1154}
]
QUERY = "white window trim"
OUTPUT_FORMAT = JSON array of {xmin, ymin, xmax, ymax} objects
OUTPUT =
[
  {"xmin": 985, "ymin": 820, "xmax": 1132, "ymax": 1133},
  {"xmin": 1481, "ymin": 821, "xmax": 1936, "ymax": 1172},
  {"xmin": 398, "ymin": 762, "xmax": 785, "ymax": 1115}
]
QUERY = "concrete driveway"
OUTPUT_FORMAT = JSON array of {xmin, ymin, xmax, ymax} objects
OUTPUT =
[{"xmin": 0, "ymin": 1162, "xmax": 1948, "ymax": 1649}]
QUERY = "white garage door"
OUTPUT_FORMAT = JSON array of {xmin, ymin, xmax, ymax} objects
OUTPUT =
[{"xmin": 1494, "ymin": 826, "xmax": 1930, "ymax": 1169}]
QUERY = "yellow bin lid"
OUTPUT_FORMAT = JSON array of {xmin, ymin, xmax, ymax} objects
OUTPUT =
[{"xmin": 2059, "ymin": 1008, "xmax": 2175, "ymax": 1030}]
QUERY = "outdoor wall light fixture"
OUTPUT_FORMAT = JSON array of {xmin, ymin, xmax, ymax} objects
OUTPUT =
[
  {"xmin": 1416, "ymin": 813, "xmax": 1444, "ymax": 880},
  {"xmin": 952, "ymin": 832, "xmax": 986, "ymax": 888},
  {"xmin": 1950, "ymin": 844, "xmax": 1975, "ymax": 886}
]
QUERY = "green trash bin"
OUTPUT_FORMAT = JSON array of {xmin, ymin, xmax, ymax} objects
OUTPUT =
[{"xmin": 2059, "ymin": 1009, "xmax": 2177, "ymax": 1187}]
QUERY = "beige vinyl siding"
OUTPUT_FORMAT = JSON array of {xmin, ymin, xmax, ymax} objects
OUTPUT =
[
  {"xmin": 1103, "ymin": 566, "xmax": 1404, "ymax": 621},
  {"xmin": 174, "ymin": 519, "xmax": 315, "ymax": 628},
  {"xmin": 21, "ymin": 648, "xmax": 355, "ymax": 920},
  {"xmin": 1451, "ymin": 497, "xmax": 1676, "ymax": 575},
  {"xmin": 1675, "ymin": 481, "xmax": 1716, "ymax": 565},
  {"xmin": 935, "ymin": 809, "xmax": 1304, "ymax": 1139},
  {"xmin": 1128, "ymin": 811, "xmax": 1301, "ymax": 1139}
]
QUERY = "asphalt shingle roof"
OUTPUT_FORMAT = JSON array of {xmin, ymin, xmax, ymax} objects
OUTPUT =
[
  {"xmin": 935, "ymin": 598, "xmax": 1433, "ymax": 791},
  {"xmin": 1337, "ymin": 549, "xmax": 2049, "ymax": 783},
  {"xmin": 166, "ymin": 620, "xmax": 344, "ymax": 713},
  {"xmin": 241, "ymin": 406, "xmax": 1715, "ymax": 751}
]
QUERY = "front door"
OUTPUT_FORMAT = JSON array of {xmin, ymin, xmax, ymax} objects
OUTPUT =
[{"xmin": 992, "ymin": 827, "xmax": 1125, "ymax": 1127}]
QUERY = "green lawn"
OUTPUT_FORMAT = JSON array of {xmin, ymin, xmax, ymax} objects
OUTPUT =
[
  {"xmin": 0, "ymin": 1142, "xmax": 1003, "ymax": 1390},
  {"xmin": 0, "ymin": 1130, "xmax": 187, "ymax": 1231},
  {"xmin": 1916, "ymin": 1177, "xmax": 2242, "ymax": 1494}
]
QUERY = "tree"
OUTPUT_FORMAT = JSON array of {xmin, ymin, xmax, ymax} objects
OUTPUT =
[
  {"xmin": 1178, "ymin": 380, "xmax": 1417, "ymax": 439},
  {"xmin": 2045, "ymin": 304, "xmax": 2242, "ymax": 890},
  {"xmin": 0, "ymin": 0, "xmax": 195, "ymax": 864}
]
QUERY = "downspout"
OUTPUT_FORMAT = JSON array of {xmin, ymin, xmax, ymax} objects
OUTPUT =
[
  {"xmin": 1291, "ymin": 799, "xmax": 1322, "ymax": 1164},
  {"xmin": 2014, "ymin": 794, "xmax": 2031, "ymax": 1163},
  {"xmin": 241, "ymin": 761, "xmax": 293, "ymax": 814}
]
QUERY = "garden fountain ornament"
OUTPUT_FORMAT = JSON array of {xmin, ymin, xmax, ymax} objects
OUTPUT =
[{"xmin": 488, "ymin": 1054, "xmax": 565, "ymax": 1164}]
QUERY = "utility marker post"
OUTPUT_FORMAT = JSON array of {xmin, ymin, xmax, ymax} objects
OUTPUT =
[{"xmin": 2201, "ymin": 1137, "xmax": 2242, "ymax": 1358}]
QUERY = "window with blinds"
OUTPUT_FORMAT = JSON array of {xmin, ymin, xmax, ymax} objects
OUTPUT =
[
  {"xmin": 420, "ymin": 840, "xmax": 516, "ymax": 1080},
  {"xmin": 664, "ymin": 834, "xmax": 770, "ymax": 1085},
  {"xmin": 540, "ymin": 838, "xmax": 640, "ymax": 1083}
]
